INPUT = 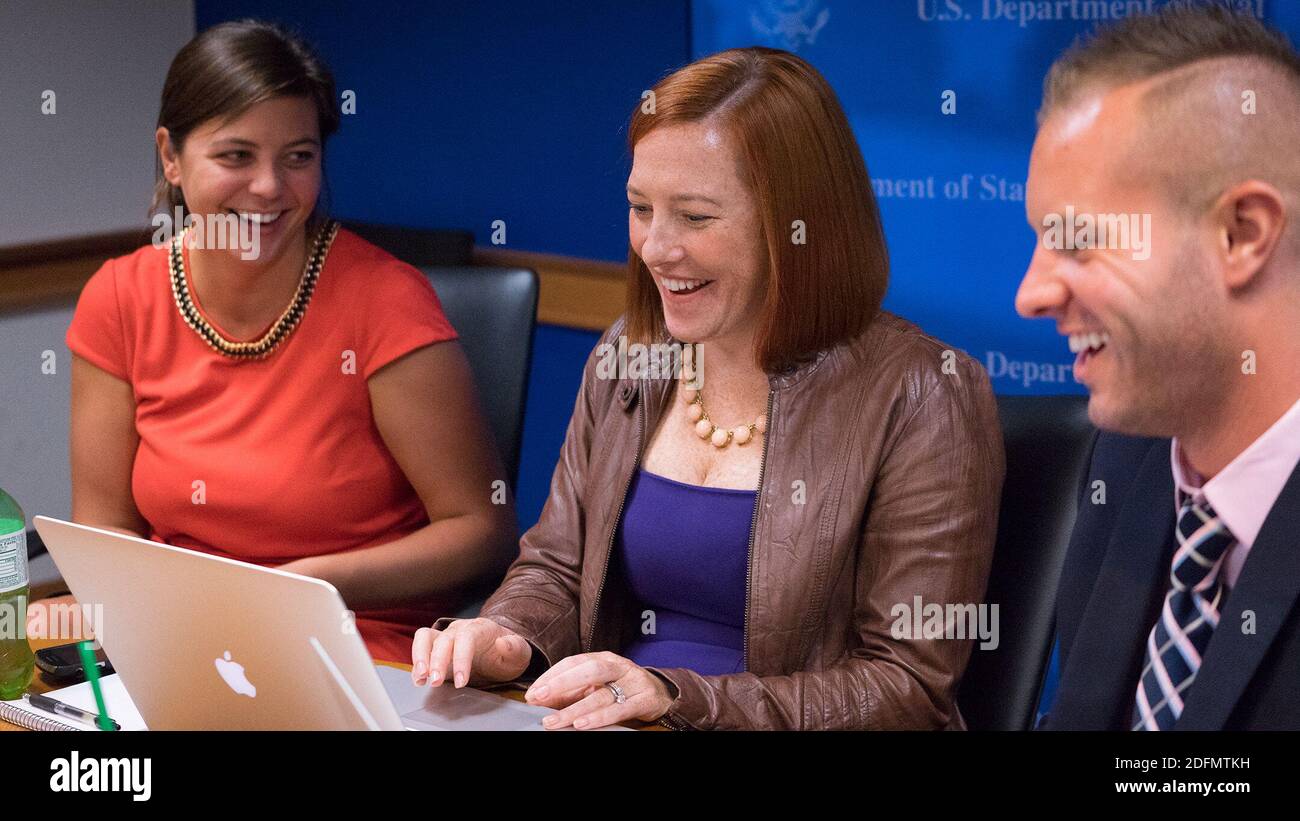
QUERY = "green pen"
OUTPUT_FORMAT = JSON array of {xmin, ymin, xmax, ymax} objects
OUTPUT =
[{"xmin": 77, "ymin": 640, "xmax": 115, "ymax": 731}]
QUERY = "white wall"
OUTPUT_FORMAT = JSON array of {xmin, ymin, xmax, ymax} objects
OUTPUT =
[
  {"xmin": 0, "ymin": 300, "xmax": 75, "ymax": 585},
  {"xmin": 0, "ymin": 299, "xmax": 74, "ymax": 522},
  {"xmin": 1, "ymin": 1, "xmax": 194, "ymax": 586},
  {"xmin": 0, "ymin": 0, "xmax": 195, "ymax": 246}
]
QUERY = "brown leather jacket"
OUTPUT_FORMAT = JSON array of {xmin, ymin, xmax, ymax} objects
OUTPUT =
[{"xmin": 437, "ymin": 310, "xmax": 1004, "ymax": 729}]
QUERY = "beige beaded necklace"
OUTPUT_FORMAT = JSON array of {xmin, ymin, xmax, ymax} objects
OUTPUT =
[{"xmin": 680, "ymin": 378, "xmax": 767, "ymax": 448}]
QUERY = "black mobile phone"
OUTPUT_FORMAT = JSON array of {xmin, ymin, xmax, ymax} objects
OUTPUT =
[{"xmin": 34, "ymin": 642, "xmax": 114, "ymax": 682}]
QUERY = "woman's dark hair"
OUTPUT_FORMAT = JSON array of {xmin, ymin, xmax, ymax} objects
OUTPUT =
[{"xmin": 152, "ymin": 19, "xmax": 339, "ymax": 228}]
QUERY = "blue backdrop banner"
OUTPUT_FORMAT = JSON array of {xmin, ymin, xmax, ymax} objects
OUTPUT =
[{"xmin": 692, "ymin": 0, "xmax": 1296, "ymax": 395}]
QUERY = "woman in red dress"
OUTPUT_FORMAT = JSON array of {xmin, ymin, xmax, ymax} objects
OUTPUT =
[{"xmin": 47, "ymin": 20, "xmax": 516, "ymax": 663}]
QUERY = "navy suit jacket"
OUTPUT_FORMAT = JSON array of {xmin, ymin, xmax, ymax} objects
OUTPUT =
[{"xmin": 1046, "ymin": 431, "xmax": 1300, "ymax": 730}]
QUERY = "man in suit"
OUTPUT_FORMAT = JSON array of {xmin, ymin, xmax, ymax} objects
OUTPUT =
[{"xmin": 1016, "ymin": 4, "xmax": 1300, "ymax": 729}]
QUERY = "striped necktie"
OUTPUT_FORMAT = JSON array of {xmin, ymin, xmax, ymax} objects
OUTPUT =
[{"xmin": 1133, "ymin": 495, "xmax": 1235, "ymax": 731}]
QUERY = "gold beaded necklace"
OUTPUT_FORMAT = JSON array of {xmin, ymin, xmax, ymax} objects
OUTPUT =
[{"xmin": 169, "ymin": 219, "xmax": 338, "ymax": 360}]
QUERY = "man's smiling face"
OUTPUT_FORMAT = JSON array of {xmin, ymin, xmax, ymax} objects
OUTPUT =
[{"xmin": 1016, "ymin": 83, "xmax": 1229, "ymax": 437}]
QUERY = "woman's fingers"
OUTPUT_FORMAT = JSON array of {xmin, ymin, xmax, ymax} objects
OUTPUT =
[
  {"xmin": 481, "ymin": 633, "xmax": 531, "ymax": 682},
  {"xmin": 565, "ymin": 691, "xmax": 651, "ymax": 730},
  {"xmin": 420, "ymin": 620, "xmax": 475, "ymax": 686},
  {"xmin": 450, "ymin": 624, "xmax": 482, "ymax": 688},
  {"xmin": 522, "ymin": 654, "xmax": 586, "ymax": 705},
  {"xmin": 410, "ymin": 627, "xmax": 437, "ymax": 684},
  {"xmin": 413, "ymin": 638, "xmax": 657, "ymax": 729},
  {"xmin": 413, "ymin": 618, "xmax": 527, "ymax": 688},
  {"xmin": 543, "ymin": 673, "xmax": 649, "ymax": 730},
  {"xmin": 542, "ymin": 684, "xmax": 617, "ymax": 729},
  {"xmin": 525, "ymin": 652, "xmax": 623, "ymax": 707}
]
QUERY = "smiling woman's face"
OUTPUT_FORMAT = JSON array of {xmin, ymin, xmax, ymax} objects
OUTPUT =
[
  {"xmin": 157, "ymin": 95, "xmax": 322, "ymax": 267},
  {"xmin": 627, "ymin": 121, "xmax": 767, "ymax": 353}
]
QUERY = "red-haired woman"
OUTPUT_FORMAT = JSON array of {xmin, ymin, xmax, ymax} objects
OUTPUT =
[{"xmin": 414, "ymin": 47, "xmax": 1005, "ymax": 729}]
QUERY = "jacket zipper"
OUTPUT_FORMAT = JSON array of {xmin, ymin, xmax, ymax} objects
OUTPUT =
[
  {"xmin": 657, "ymin": 711, "xmax": 689, "ymax": 731},
  {"xmin": 585, "ymin": 384, "xmax": 644, "ymax": 654},
  {"xmin": 742, "ymin": 389, "xmax": 775, "ymax": 674},
  {"xmin": 656, "ymin": 388, "xmax": 774, "ymax": 732}
]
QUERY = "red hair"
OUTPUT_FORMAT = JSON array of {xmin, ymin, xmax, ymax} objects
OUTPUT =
[{"xmin": 625, "ymin": 47, "xmax": 889, "ymax": 373}]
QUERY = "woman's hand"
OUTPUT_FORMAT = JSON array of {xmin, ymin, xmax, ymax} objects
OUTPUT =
[
  {"xmin": 410, "ymin": 618, "xmax": 532, "ymax": 688},
  {"xmin": 524, "ymin": 651, "xmax": 675, "ymax": 730}
]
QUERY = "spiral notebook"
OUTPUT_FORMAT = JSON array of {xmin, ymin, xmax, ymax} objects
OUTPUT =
[{"xmin": 0, "ymin": 674, "xmax": 147, "ymax": 731}]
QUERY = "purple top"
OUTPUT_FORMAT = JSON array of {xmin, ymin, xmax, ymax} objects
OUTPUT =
[{"xmin": 614, "ymin": 468, "xmax": 756, "ymax": 676}]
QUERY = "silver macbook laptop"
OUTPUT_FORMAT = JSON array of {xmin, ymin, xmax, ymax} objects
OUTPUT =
[{"xmin": 33, "ymin": 516, "xmax": 578, "ymax": 731}]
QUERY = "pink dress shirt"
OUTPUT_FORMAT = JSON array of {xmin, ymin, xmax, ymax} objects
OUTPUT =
[{"xmin": 1171, "ymin": 395, "xmax": 1300, "ymax": 589}]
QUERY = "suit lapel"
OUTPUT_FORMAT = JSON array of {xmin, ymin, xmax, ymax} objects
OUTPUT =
[
  {"xmin": 1178, "ymin": 462, "xmax": 1300, "ymax": 730},
  {"xmin": 1054, "ymin": 440, "xmax": 1174, "ymax": 729}
]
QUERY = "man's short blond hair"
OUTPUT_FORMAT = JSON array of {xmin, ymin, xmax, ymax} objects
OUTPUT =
[
  {"xmin": 1039, "ymin": 2, "xmax": 1300, "ymax": 254},
  {"xmin": 1040, "ymin": 2, "xmax": 1300, "ymax": 123}
]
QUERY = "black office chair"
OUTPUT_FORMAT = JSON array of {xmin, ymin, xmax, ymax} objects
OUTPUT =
[
  {"xmin": 345, "ymin": 221, "xmax": 474, "ymax": 267},
  {"xmin": 417, "ymin": 266, "xmax": 538, "ymax": 619},
  {"xmin": 341, "ymin": 220, "xmax": 538, "ymax": 487},
  {"xmin": 957, "ymin": 394, "xmax": 1094, "ymax": 730},
  {"xmin": 419, "ymin": 266, "xmax": 538, "ymax": 490}
]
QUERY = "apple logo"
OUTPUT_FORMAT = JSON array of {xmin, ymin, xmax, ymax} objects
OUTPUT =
[{"xmin": 214, "ymin": 650, "xmax": 257, "ymax": 698}]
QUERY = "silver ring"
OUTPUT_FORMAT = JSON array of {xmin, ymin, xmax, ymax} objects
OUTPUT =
[{"xmin": 605, "ymin": 682, "xmax": 627, "ymax": 704}]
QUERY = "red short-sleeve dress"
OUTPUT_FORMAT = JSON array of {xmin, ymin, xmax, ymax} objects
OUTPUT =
[{"xmin": 65, "ymin": 226, "xmax": 460, "ymax": 663}]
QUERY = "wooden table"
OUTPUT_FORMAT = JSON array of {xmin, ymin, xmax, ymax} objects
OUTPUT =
[{"xmin": 3, "ymin": 636, "xmax": 658, "ymax": 731}]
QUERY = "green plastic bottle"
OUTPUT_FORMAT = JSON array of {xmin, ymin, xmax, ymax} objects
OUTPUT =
[{"xmin": 0, "ymin": 488, "xmax": 35, "ymax": 700}]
